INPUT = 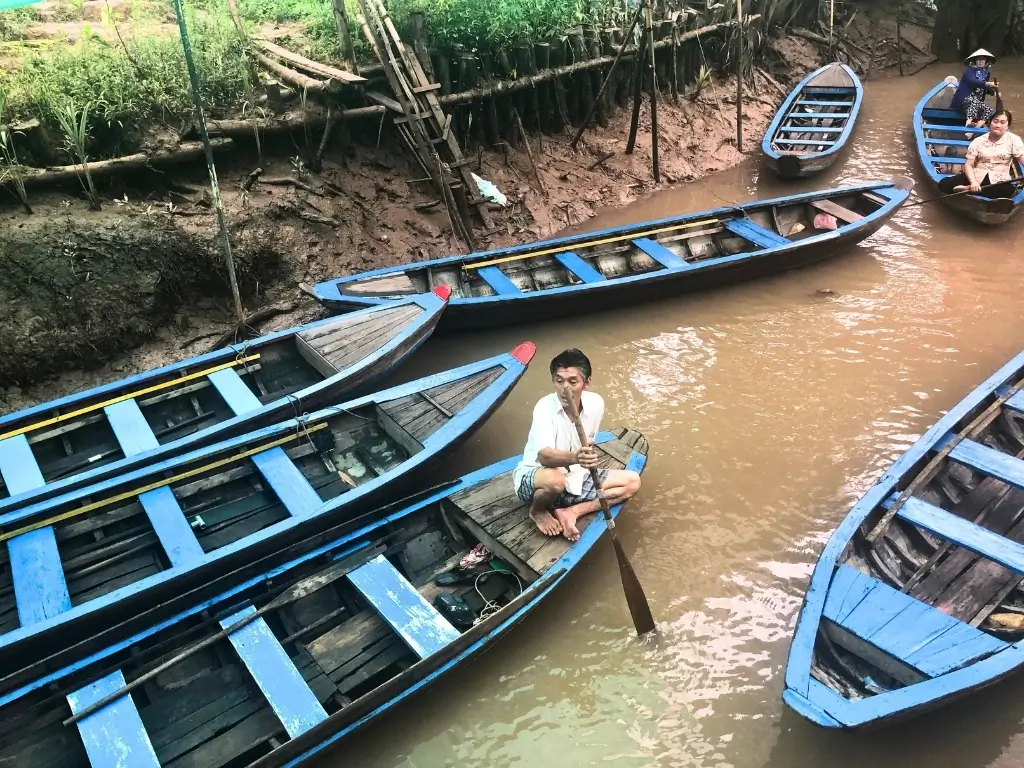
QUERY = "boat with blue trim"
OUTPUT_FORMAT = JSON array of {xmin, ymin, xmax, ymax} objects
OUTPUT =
[
  {"xmin": 0, "ymin": 343, "xmax": 533, "ymax": 682},
  {"xmin": 311, "ymin": 182, "xmax": 911, "ymax": 331},
  {"xmin": 785, "ymin": 348, "xmax": 1024, "ymax": 728},
  {"xmin": 762, "ymin": 62, "xmax": 863, "ymax": 178},
  {"xmin": 0, "ymin": 428, "xmax": 646, "ymax": 767},
  {"xmin": 0, "ymin": 289, "xmax": 451, "ymax": 515},
  {"xmin": 914, "ymin": 79, "xmax": 1024, "ymax": 224}
]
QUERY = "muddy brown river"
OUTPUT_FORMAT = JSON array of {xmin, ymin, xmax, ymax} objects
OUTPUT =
[{"xmin": 309, "ymin": 60, "xmax": 1024, "ymax": 767}]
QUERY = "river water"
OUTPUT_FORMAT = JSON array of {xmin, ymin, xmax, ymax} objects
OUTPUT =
[{"xmin": 326, "ymin": 63, "xmax": 1024, "ymax": 767}]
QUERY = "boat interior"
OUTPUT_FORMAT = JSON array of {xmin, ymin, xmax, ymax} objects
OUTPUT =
[
  {"xmin": 0, "ymin": 364, "xmax": 503, "ymax": 637},
  {"xmin": 337, "ymin": 190, "xmax": 891, "ymax": 300},
  {"xmin": 770, "ymin": 68, "xmax": 858, "ymax": 155},
  {"xmin": 812, "ymin": 392, "xmax": 1024, "ymax": 701},
  {"xmin": 0, "ymin": 305, "xmax": 428, "ymax": 501},
  {"xmin": 0, "ymin": 429, "xmax": 645, "ymax": 768}
]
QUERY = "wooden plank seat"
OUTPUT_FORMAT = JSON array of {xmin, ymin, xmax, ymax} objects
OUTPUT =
[
  {"xmin": 554, "ymin": 251, "xmax": 606, "ymax": 283},
  {"xmin": 922, "ymin": 108, "xmax": 964, "ymax": 120},
  {"xmin": 810, "ymin": 199, "xmax": 862, "ymax": 223},
  {"xmin": 723, "ymin": 218, "xmax": 791, "ymax": 249},
  {"xmin": 104, "ymin": 399, "xmax": 160, "ymax": 457},
  {"xmin": 1003, "ymin": 390, "xmax": 1024, "ymax": 414},
  {"xmin": 139, "ymin": 486, "xmax": 204, "ymax": 567},
  {"xmin": 783, "ymin": 112, "xmax": 850, "ymax": 120},
  {"xmin": 347, "ymin": 554, "xmax": 460, "ymax": 658},
  {"xmin": 219, "ymin": 605, "xmax": 328, "ymax": 738},
  {"xmin": 802, "ymin": 87, "xmax": 857, "ymax": 95},
  {"xmin": 796, "ymin": 100, "xmax": 855, "ymax": 106},
  {"xmin": 946, "ymin": 438, "xmax": 1024, "ymax": 490},
  {"xmin": 775, "ymin": 139, "xmax": 838, "ymax": 146},
  {"xmin": 924, "ymin": 138, "xmax": 973, "ymax": 147},
  {"xmin": 632, "ymin": 238, "xmax": 690, "ymax": 269},
  {"xmin": 209, "ymin": 367, "xmax": 262, "ymax": 415},
  {"xmin": 930, "ymin": 156, "xmax": 967, "ymax": 165},
  {"xmin": 923, "ymin": 123, "xmax": 988, "ymax": 134},
  {"xmin": 68, "ymin": 670, "xmax": 161, "ymax": 768},
  {"xmin": 779, "ymin": 127, "xmax": 843, "ymax": 133},
  {"xmin": 477, "ymin": 266, "xmax": 522, "ymax": 295},
  {"xmin": 823, "ymin": 565, "xmax": 1006, "ymax": 683}
]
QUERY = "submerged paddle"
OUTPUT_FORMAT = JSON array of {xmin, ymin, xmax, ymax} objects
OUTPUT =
[{"xmin": 558, "ymin": 385, "xmax": 656, "ymax": 638}]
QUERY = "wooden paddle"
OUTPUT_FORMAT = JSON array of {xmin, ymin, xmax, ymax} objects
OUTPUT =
[
  {"xmin": 899, "ymin": 177, "xmax": 1024, "ymax": 210},
  {"xmin": 558, "ymin": 385, "xmax": 656, "ymax": 637},
  {"xmin": 995, "ymin": 79, "xmax": 1004, "ymax": 113}
]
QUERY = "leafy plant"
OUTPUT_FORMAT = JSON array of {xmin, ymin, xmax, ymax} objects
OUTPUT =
[
  {"xmin": 0, "ymin": 88, "xmax": 32, "ymax": 214},
  {"xmin": 54, "ymin": 98, "xmax": 101, "ymax": 210}
]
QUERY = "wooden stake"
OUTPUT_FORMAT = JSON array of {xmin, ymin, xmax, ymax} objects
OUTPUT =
[
  {"xmin": 735, "ymin": 0, "xmax": 743, "ymax": 152},
  {"xmin": 626, "ymin": 2, "xmax": 649, "ymax": 155},
  {"xmin": 646, "ymin": 2, "xmax": 659, "ymax": 183},
  {"xmin": 171, "ymin": 0, "xmax": 244, "ymax": 325},
  {"xmin": 513, "ymin": 107, "xmax": 546, "ymax": 197},
  {"xmin": 896, "ymin": 1, "xmax": 905, "ymax": 76}
]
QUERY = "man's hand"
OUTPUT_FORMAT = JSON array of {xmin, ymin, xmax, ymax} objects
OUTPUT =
[
  {"xmin": 969, "ymin": 181, "xmax": 983, "ymax": 193},
  {"xmin": 576, "ymin": 446, "xmax": 599, "ymax": 469}
]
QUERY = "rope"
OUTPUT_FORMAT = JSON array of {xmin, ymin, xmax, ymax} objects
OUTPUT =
[{"xmin": 473, "ymin": 570, "xmax": 523, "ymax": 625}]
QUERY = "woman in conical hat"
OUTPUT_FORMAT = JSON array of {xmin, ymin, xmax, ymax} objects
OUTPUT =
[{"xmin": 953, "ymin": 48, "xmax": 998, "ymax": 127}]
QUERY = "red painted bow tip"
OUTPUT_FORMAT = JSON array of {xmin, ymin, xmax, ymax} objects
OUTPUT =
[
  {"xmin": 510, "ymin": 342, "xmax": 536, "ymax": 364},
  {"xmin": 431, "ymin": 284, "xmax": 453, "ymax": 301}
]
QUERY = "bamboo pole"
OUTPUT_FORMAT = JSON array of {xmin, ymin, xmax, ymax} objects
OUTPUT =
[
  {"xmin": 172, "ymin": 0, "xmax": 244, "ymax": 325},
  {"xmin": 646, "ymin": 2, "xmax": 659, "ymax": 182},
  {"xmin": 896, "ymin": 1, "xmax": 904, "ymax": 76},
  {"xmin": 735, "ymin": 0, "xmax": 743, "ymax": 152}
]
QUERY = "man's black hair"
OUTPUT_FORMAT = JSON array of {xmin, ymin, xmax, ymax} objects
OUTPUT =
[{"xmin": 549, "ymin": 348, "xmax": 592, "ymax": 380}]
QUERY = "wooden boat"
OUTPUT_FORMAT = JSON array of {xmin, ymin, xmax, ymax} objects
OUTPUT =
[
  {"xmin": 785, "ymin": 348, "xmax": 1024, "ymax": 729},
  {"xmin": 762, "ymin": 62, "xmax": 863, "ymax": 179},
  {"xmin": 913, "ymin": 79, "xmax": 1024, "ymax": 224},
  {"xmin": 0, "ymin": 343, "xmax": 534, "ymax": 680},
  {"xmin": 312, "ymin": 182, "xmax": 911, "ymax": 331},
  {"xmin": 0, "ymin": 290, "xmax": 450, "ymax": 514},
  {"xmin": 0, "ymin": 429, "xmax": 647, "ymax": 767}
]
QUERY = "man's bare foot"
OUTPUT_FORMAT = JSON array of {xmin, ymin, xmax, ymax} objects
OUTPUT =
[
  {"xmin": 553, "ymin": 508, "xmax": 580, "ymax": 542},
  {"xmin": 530, "ymin": 509, "xmax": 562, "ymax": 536}
]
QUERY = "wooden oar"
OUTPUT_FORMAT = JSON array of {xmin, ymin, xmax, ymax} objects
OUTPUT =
[
  {"xmin": 899, "ymin": 177, "xmax": 1024, "ymax": 210},
  {"xmin": 558, "ymin": 385, "xmax": 656, "ymax": 637},
  {"xmin": 995, "ymin": 79, "xmax": 1004, "ymax": 113}
]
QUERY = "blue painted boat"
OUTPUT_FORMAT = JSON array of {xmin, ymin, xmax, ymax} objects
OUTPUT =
[
  {"xmin": 0, "ymin": 289, "xmax": 450, "ymax": 515},
  {"xmin": 0, "ymin": 343, "xmax": 534, "ymax": 682},
  {"xmin": 0, "ymin": 428, "xmax": 647, "ymax": 767},
  {"xmin": 784, "ymin": 349, "xmax": 1024, "ymax": 729},
  {"xmin": 913, "ymin": 79, "xmax": 1024, "ymax": 224},
  {"xmin": 311, "ymin": 182, "xmax": 911, "ymax": 331},
  {"xmin": 762, "ymin": 62, "xmax": 863, "ymax": 179}
]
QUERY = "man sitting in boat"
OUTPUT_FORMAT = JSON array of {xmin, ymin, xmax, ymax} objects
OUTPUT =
[
  {"xmin": 938, "ymin": 110, "xmax": 1024, "ymax": 199},
  {"xmin": 512, "ymin": 348, "xmax": 642, "ymax": 542}
]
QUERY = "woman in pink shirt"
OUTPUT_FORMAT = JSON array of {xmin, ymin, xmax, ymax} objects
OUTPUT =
[{"xmin": 938, "ymin": 110, "xmax": 1024, "ymax": 199}]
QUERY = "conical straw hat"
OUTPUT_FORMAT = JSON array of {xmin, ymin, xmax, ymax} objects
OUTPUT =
[{"xmin": 965, "ymin": 48, "xmax": 997, "ymax": 65}]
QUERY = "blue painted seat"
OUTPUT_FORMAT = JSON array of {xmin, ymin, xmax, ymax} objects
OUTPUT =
[
  {"xmin": 67, "ymin": 670, "xmax": 161, "ymax": 767},
  {"xmin": 947, "ymin": 438, "xmax": 1024, "ymax": 491},
  {"xmin": 796, "ymin": 100, "xmax": 855, "ymax": 107},
  {"xmin": 477, "ymin": 266, "xmax": 522, "ymax": 295},
  {"xmin": 554, "ymin": 251, "xmax": 606, "ymax": 283},
  {"xmin": 803, "ymin": 87, "xmax": 857, "ymax": 95},
  {"xmin": 778, "ymin": 126, "xmax": 843, "ymax": 133},
  {"xmin": 924, "ymin": 138, "xmax": 973, "ymax": 147},
  {"xmin": 823, "ymin": 564, "xmax": 1006, "ymax": 679},
  {"xmin": 348, "ymin": 554, "xmax": 460, "ymax": 658},
  {"xmin": 0, "ymin": 435, "xmax": 71, "ymax": 626},
  {"xmin": 139, "ymin": 486, "xmax": 204, "ymax": 567},
  {"xmin": 922, "ymin": 108, "xmax": 964, "ymax": 120},
  {"xmin": 930, "ymin": 157, "xmax": 966, "ymax": 165},
  {"xmin": 220, "ymin": 605, "xmax": 328, "ymax": 738},
  {"xmin": 783, "ymin": 112, "xmax": 850, "ymax": 120},
  {"xmin": 1003, "ymin": 389, "xmax": 1024, "ymax": 415},
  {"xmin": 104, "ymin": 399, "xmax": 159, "ymax": 457},
  {"xmin": 923, "ymin": 123, "xmax": 987, "ymax": 135},
  {"xmin": 209, "ymin": 367, "xmax": 262, "ymax": 415},
  {"xmin": 775, "ymin": 139, "xmax": 837, "ymax": 146},
  {"xmin": 723, "ymin": 219, "xmax": 790, "ymax": 249},
  {"xmin": 632, "ymin": 238, "xmax": 689, "ymax": 269}
]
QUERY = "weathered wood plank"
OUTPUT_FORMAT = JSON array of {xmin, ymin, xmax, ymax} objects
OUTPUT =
[{"xmin": 67, "ymin": 670, "xmax": 160, "ymax": 768}]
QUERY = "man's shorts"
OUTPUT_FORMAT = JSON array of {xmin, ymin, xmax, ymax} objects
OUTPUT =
[{"xmin": 516, "ymin": 467, "xmax": 611, "ymax": 507}]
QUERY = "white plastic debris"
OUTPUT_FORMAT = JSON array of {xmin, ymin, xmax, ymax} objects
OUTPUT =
[{"xmin": 472, "ymin": 172, "xmax": 507, "ymax": 207}]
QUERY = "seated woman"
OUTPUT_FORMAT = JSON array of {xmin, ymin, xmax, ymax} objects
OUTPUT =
[
  {"xmin": 938, "ymin": 110, "xmax": 1024, "ymax": 199},
  {"xmin": 952, "ymin": 49, "xmax": 998, "ymax": 127}
]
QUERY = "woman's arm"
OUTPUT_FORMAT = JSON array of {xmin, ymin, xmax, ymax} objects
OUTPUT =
[{"xmin": 964, "ymin": 154, "xmax": 981, "ymax": 190}]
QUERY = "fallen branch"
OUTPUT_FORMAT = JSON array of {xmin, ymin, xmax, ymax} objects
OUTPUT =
[
  {"xmin": 200, "ymin": 106, "xmax": 385, "ymax": 138},
  {"xmin": 587, "ymin": 151, "xmax": 615, "ymax": 171},
  {"xmin": 437, "ymin": 18, "xmax": 759, "ymax": 106},
  {"xmin": 241, "ymin": 167, "xmax": 263, "ymax": 191},
  {"xmin": 260, "ymin": 177, "xmax": 318, "ymax": 194},
  {"xmin": 208, "ymin": 301, "xmax": 300, "ymax": 351},
  {"xmin": 251, "ymin": 39, "xmax": 365, "ymax": 84},
  {"xmin": 253, "ymin": 50, "xmax": 332, "ymax": 94},
  {"xmin": 21, "ymin": 139, "xmax": 232, "ymax": 187}
]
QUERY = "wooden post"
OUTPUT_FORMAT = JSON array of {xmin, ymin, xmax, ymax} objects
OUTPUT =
[
  {"xmin": 626, "ymin": 6, "xmax": 649, "ymax": 155},
  {"xmin": 896, "ymin": 1, "xmax": 905, "ymax": 76},
  {"xmin": 735, "ymin": 0, "xmax": 743, "ymax": 151},
  {"xmin": 535, "ymin": 42, "xmax": 555, "ymax": 133},
  {"xmin": 171, "ymin": 0, "xmax": 244, "ymax": 325},
  {"xmin": 330, "ymin": 0, "xmax": 358, "ymax": 73},
  {"xmin": 647, "ymin": 1, "xmax": 659, "ymax": 182},
  {"xmin": 409, "ymin": 13, "xmax": 435, "ymax": 82},
  {"xmin": 670, "ymin": 15, "xmax": 679, "ymax": 102}
]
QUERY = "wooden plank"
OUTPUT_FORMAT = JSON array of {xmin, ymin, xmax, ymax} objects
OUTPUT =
[
  {"xmin": 104, "ymin": 399, "xmax": 160, "ymax": 457},
  {"xmin": 921, "ymin": 108, "xmax": 963, "ymax": 119},
  {"xmin": 949, "ymin": 438, "xmax": 1024, "ymax": 490},
  {"xmin": 67, "ymin": 670, "xmax": 161, "ymax": 768},
  {"xmin": 821, "ymin": 565, "xmax": 876, "ymax": 624},
  {"xmin": 775, "ymin": 139, "xmax": 838, "ymax": 146},
  {"xmin": 924, "ymin": 138, "xmax": 973, "ymax": 147},
  {"xmin": 554, "ymin": 252, "xmax": 606, "ymax": 283},
  {"xmin": 294, "ymin": 334, "xmax": 338, "ymax": 378},
  {"xmin": 898, "ymin": 496, "xmax": 1024, "ymax": 576},
  {"xmin": 778, "ymin": 126, "xmax": 843, "ymax": 134},
  {"xmin": 783, "ymin": 112, "xmax": 849, "ymax": 120},
  {"xmin": 165, "ymin": 703, "xmax": 278, "ymax": 768},
  {"xmin": 796, "ymin": 99, "xmax": 855, "ymax": 106},
  {"xmin": 220, "ymin": 605, "xmax": 328, "ymax": 738},
  {"xmin": 250, "ymin": 447, "xmax": 323, "ymax": 518},
  {"xmin": 477, "ymin": 266, "xmax": 523, "ymax": 295},
  {"xmin": 208, "ymin": 367, "xmax": 262, "ymax": 415},
  {"xmin": 930, "ymin": 156, "xmax": 967, "ymax": 165},
  {"xmin": 922, "ymin": 123, "xmax": 988, "ymax": 134},
  {"xmin": 810, "ymin": 198, "xmax": 862, "ymax": 222},
  {"xmin": 0, "ymin": 434, "xmax": 44, "ymax": 495},
  {"xmin": 903, "ymin": 621, "xmax": 1006, "ymax": 676},
  {"xmin": 722, "ymin": 218, "xmax": 790, "ymax": 248},
  {"xmin": 347, "ymin": 554, "xmax": 460, "ymax": 658},
  {"xmin": 9, "ymin": 528, "xmax": 71, "ymax": 626},
  {"xmin": 822, "ymin": 621, "xmax": 926, "ymax": 686},
  {"xmin": 139, "ymin": 486, "xmax": 204, "ymax": 567},
  {"xmin": 632, "ymin": 238, "xmax": 688, "ymax": 269}
]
